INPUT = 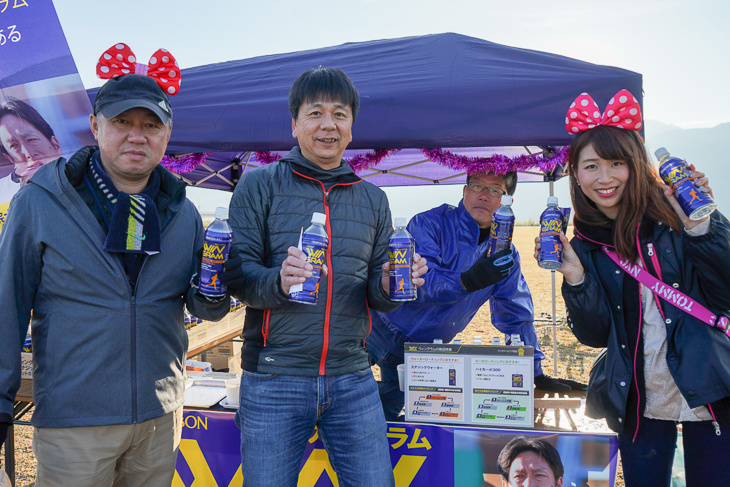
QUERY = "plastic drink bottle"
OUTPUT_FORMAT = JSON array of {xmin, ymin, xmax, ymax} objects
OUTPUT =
[
  {"xmin": 389, "ymin": 217, "xmax": 417, "ymax": 301},
  {"xmin": 289, "ymin": 212, "xmax": 329, "ymax": 305},
  {"xmin": 538, "ymin": 196, "xmax": 563, "ymax": 269},
  {"xmin": 487, "ymin": 195, "xmax": 515, "ymax": 262},
  {"xmin": 655, "ymin": 147, "xmax": 716, "ymax": 220},
  {"xmin": 199, "ymin": 207, "xmax": 233, "ymax": 297}
]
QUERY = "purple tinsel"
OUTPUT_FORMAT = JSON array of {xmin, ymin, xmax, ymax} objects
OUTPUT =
[
  {"xmin": 255, "ymin": 149, "xmax": 401, "ymax": 171},
  {"xmin": 419, "ymin": 147, "xmax": 570, "ymax": 175},
  {"xmin": 161, "ymin": 152, "xmax": 212, "ymax": 174},
  {"xmin": 254, "ymin": 146, "xmax": 569, "ymax": 175}
]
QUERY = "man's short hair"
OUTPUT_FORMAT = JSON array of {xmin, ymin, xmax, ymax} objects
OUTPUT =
[
  {"xmin": 466, "ymin": 171, "xmax": 518, "ymax": 196},
  {"xmin": 0, "ymin": 97, "xmax": 56, "ymax": 157},
  {"xmin": 289, "ymin": 67, "xmax": 360, "ymax": 122},
  {"xmin": 497, "ymin": 436, "xmax": 564, "ymax": 482}
]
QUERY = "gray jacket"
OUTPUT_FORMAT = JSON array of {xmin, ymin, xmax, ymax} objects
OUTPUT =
[
  {"xmin": 0, "ymin": 147, "xmax": 229, "ymax": 429},
  {"xmin": 230, "ymin": 147, "xmax": 400, "ymax": 376}
]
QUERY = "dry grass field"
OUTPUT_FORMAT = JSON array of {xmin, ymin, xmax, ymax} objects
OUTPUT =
[{"xmin": 1, "ymin": 226, "xmax": 618, "ymax": 486}]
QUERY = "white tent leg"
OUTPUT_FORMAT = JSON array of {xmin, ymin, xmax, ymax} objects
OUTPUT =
[{"xmin": 549, "ymin": 180, "xmax": 558, "ymax": 375}]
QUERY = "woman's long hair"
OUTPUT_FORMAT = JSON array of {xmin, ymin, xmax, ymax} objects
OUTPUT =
[{"xmin": 567, "ymin": 125, "xmax": 680, "ymax": 261}]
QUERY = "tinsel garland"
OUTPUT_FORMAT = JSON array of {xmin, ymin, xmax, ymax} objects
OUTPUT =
[
  {"xmin": 255, "ymin": 146, "xmax": 568, "ymax": 175},
  {"xmin": 419, "ymin": 147, "xmax": 569, "ymax": 175},
  {"xmin": 255, "ymin": 149, "xmax": 401, "ymax": 171},
  {"xmin": 161, "ymin": 152, "xmax": 212, "ymax": 174}
]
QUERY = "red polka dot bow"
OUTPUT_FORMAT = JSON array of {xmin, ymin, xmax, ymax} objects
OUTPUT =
[
  {"xmin": 96, "ymin": 43, "xmax": 181, "ymax": 96},
  {"xmin": 565, "ymin": 89, "xmax": 642, "ymax": 134}
]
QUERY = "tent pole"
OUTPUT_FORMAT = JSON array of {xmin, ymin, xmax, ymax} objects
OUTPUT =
[{"xmin": 549, "ymin": 180, "xmax": 558, "ymax": 376}]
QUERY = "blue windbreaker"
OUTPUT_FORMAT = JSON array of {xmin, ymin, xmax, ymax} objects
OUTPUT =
[{"xmin": 376, "ymin": 201, "xmax": 545, "ymax": 374}]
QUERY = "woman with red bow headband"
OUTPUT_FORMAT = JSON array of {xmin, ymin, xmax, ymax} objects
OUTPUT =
[{"xmin": 535, "ymin": 90, "xmax": 730, "ymax": 486}]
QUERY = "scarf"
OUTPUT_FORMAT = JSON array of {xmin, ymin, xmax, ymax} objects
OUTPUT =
[{"xmin": 89, "ymin": 151, "xmax": 161, "ymax": 255}]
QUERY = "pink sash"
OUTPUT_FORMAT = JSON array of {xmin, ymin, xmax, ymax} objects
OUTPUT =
[{"xmin": 602, "ymin": 246, "xmax": 730, "ymax": 337}]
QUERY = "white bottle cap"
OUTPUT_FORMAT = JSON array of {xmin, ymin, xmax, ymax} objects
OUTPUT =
[
  {"xmin": 491, "ymin": 336, "xmax": 501, "ymax": 345},
  {"xmin": 433, "ymin": 339, "xmax": 443, "ymax": 344},
  {"xmin": 654, "ymin": 147, "xmax": 670, "ymax": 161},
  {"xmin": 214, "ymin": 207, "xmax": 229, "ymax": 220},
  {"xmin": 453, "ymin": 339, "xmax": 462, "ymax": 345},
  {"xmin": 394, "ymin": 217, "xmax": 407, "ymax": 227},
  {"xmin": 311, "ymin": 212, "xmax": 327, "ymax": 225},
  {"xmin": 500, "ymin": 195, "xmax": 513, "ymax": 206},
  {"xmin": 547, "ymin": 196, "xmax": 559, "ymax": 206},
  {"xmin": 473, "ymin": 336, "xmax": 482, "ymax": 345}
]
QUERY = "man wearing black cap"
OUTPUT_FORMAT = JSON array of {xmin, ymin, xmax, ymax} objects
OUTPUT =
[{"xmin": 0, "ymin": 73, "xmax": 229, "ymax": 486}]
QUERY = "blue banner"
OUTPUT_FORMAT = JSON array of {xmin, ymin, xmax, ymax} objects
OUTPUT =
[
  {"xmin": 0, "ymin": 0, "xmax": 79, "ymax": 87},
  {"xmin": 0, "ymin": 0, "xmax": 93, "ymax": 231},
  {"xmin": 175, "ymin": 410, "xmax": 618, "ymax": 486}
]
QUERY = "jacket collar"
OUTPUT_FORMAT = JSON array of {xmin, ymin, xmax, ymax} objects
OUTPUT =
[
  {"xmin": 282, "ymin": 147, "xmax": 360, "ymax": 185},
  {"xmin": 574, "ymin": 215, "xmax": 663, "ymax": 250},
  {"xmin": 62, "ymin": 145, "xmax": 187, "ymax": 213}
]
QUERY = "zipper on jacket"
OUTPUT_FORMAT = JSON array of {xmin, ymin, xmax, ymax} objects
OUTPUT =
[
  {"xmin": 291, "ymin": 170, "xmax": 361, "ymax": 376},
  {"xmin": 320, "ymin": 190, "xmax": 334, "ymax": 376},
  {"xmin": 130, "ymin": 294, "xmax": 138, "ymax": 423},
  {"xmin": 262, "ymin": 310, "xmax": 271, "ymax": 346}
]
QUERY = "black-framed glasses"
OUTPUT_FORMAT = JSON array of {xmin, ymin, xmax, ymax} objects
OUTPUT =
[{"xmin": 465, "ymin": 182, "xmax": 506, "ymax": 198}]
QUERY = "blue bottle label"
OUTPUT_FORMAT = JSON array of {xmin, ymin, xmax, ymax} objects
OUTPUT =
[
  {"xmin": 488, "ymin": 214, "xmax": 515, "ymax": 255},
  {"xmin": 660, "ymin": 157, "xmax": 715, "ymax": 218},
  {"xmin": 23, "ymin": 336, "xmax": 32, "ymax": 353},
  {"xmin": 389, "ymin": 237, "xmax": 416, "ymax": 301},
  {"xmin": 539, "ymin": 208, "xmax": 563, "ymax": 268},
  {"xmin": 199, "ymin": 230, "xmax": 232, "ymax": 297},
  {"xmin": 289, "ymin": 234, "xmax": 328, "ymax": 305}
]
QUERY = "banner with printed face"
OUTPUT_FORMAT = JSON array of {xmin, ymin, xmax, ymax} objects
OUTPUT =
[
  {"xmin": 175, "ymin": 410, "xmax": 618, "ymax": 486},
  {"xmin": 0, "ymin": 0, "xmax": 93, "ymax": 231}
]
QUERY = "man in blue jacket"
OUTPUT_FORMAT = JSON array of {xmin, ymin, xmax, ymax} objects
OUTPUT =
[
  {"xmin": 366, "ymin": 170, "xmax": 585, "ymax": 420},
  {"xmin": 0, "ymin": 74, "xmax": 230, "ymax": 486}
]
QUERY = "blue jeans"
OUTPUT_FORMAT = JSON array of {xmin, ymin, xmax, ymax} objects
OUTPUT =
[
  {"xmin": 237, "ymin": 368, "xmax": 395, "ymax": 487},
  {"xmin": 365, "ymin": 321, "xmax": 405, "ymax": 421},
  {"xmin": 618, "ymin": 417, "xmax": 730, "ymax": 487}
]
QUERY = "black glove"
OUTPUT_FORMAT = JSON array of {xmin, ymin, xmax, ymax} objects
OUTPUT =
[
  {"xmin": 220, "ymin": 247, "xmax": 244, "ymax": 290},
  {"xmin": 460, "ymin": 248, "xmax": 514, "ymax": 293},
  {"xmin": 0, "ymin": 421, "xmax": 9, "ymax": 446}
]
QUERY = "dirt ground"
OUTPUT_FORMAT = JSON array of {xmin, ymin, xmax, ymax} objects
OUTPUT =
[{"xmin": 1, "ymin": 227, "xmax": 622, "ymax": 486}]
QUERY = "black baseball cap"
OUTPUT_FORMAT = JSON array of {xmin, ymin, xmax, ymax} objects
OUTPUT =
[{"xmin": 94, "ymin": 74, "xmax": 172, "ymax": 125}]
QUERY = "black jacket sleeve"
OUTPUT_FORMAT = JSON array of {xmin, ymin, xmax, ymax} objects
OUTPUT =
[{"xmin": 228, "ymin": 169, "xmax": 290, "ymax": 310}]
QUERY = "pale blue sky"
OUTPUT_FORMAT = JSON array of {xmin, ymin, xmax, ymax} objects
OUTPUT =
[{"xmin": 52, "ymin": 0, "xmax": 730, "ymax": 219}]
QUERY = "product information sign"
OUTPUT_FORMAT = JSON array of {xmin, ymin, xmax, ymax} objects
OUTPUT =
[{"xmin": 404, "ymin": 343, "xmax": 534, "ymax": 428}]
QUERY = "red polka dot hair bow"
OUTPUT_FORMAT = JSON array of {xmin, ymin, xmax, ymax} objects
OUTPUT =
[
  {"xmin": 96, "ymin": 43, "xmax": 181, "ymax": 96},
  {"xmin": 565, "ymin": 89, "xmax": 642, "ymax": 134}
]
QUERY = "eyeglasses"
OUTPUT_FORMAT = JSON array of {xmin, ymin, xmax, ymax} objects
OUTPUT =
[{"xmin": 466, "ymin": 182, "xmax": 506, "ymax": 198}]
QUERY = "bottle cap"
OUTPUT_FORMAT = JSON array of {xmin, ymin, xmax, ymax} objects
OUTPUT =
[
  {"xmin": 311, "ymin": 212, "xmax": 327, "ymax": 225},
  {"xmin": 433, "ymin": 339, "xmax": 443, "ymax": 344},
  {"xmin": 214, "ymin": 207, "xmax": 229, "ymax": 220},
  {"xmin": 500, "ymin": 195, "xmax": 513, "ymax": 206},
  {"xmin": 654, "ymin": 147, "xmax": 670, "ymax": 161},
  {"xmin": 394, "ymin": 217, "xmax": 407, "ymax": 227},
  {"xmin": 547, "ymin": 196, "xmax": 558, "ymax": 206}
]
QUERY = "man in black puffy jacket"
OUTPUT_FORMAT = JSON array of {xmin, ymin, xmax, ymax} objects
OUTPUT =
[{"xmin": 224, "ymin": 67, "xmax": 428, "ymax": 487}]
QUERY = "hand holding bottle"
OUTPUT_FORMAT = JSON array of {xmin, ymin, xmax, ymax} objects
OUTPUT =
[{"xmin": 534, "ymin": 234, "xmax": 584, "ymax": 285}]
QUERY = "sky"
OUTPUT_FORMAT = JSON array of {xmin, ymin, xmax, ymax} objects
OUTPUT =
[{"xmin": 51, "ymin": 0, "xmax": 730, "ymax": 219}]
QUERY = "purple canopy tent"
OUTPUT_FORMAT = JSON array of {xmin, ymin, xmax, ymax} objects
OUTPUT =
[
  {"xmin": 85, "ymin": 33, "xmax": 643, "ymax": 370},
  {"xmin": 85, "ymin": 32, "xmax": 642, "ymax": 191}
]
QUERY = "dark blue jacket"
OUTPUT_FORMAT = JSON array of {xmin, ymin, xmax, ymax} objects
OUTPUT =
[
  {"xmin": 563, "ymin": 211, "xmax": 730, "ymax": 433},
  {"xmin": 229, "ymin": 148, "xmax": 399, "ymax": 376},
  {"xmin": 376, "ymin": 202, "xmax": 544, "ymax": 375}
]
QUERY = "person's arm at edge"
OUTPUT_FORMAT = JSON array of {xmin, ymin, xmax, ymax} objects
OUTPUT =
[{"xmin": 0, "ymin": 192, "xmax": 41, "ymax": 438}]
